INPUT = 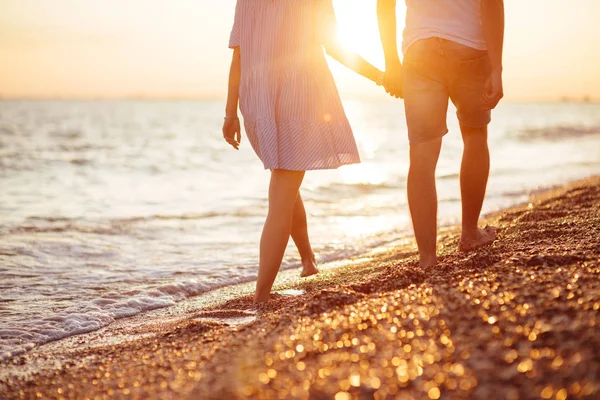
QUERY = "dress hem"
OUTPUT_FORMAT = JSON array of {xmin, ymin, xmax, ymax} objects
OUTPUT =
[{"xmin": 261, "ymin": 158, "xmax": 361, "ymax": 172}]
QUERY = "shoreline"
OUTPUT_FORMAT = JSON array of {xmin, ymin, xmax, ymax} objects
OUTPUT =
[
  {"xmin": 2, "ymin": 176, "xmax": 599, "ymax": 399},
  {"xmin": 0, "ymin": 175, "xmax": 572, "ymax": 363}
]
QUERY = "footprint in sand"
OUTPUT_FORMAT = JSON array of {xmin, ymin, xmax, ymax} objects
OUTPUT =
[{"xmin": 193, "ymin": 310, "xmax": 257, "ymax": 326}]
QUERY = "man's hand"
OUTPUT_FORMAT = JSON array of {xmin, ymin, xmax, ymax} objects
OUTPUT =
[
  {"xmin": 222, "ymin": 117, "xmax": 241, "ymax": 150},
  {"xmin": 383, "ymin": 62, "xmax": 403, "ymax": 99},
  {"xmin": 481, "ymin": 0, "xmax": 504, "ymax": 109},
  {"xmin": 483, "ymin": 69, "xmax": 503, "ymax": 109}
]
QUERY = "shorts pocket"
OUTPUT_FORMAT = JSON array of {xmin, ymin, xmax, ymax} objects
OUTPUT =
[{"xmin": 457, "ymin": 55, "xmax": 490, "ymax": 88}]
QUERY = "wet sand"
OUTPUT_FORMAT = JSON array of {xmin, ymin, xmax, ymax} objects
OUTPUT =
[{"xmin": 2, "ymin": 177, "xmax": 599, "ymax": 399}]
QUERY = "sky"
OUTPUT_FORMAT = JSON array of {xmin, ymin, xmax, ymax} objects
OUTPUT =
[{"xmin": 1, "ymin": 0, "xmax": 599, "ymax": 101}]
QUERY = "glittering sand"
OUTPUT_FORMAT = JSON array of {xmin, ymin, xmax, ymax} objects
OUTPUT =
[{"xmin": 2, "ymin": 178, "xmax": 600, "ymax": 399}]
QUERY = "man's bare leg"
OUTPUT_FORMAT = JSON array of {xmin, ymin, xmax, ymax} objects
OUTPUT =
[
  {"xmin": 459, "ymin": 125, "xmax": 496, "ymax": 251},
  {"xmin": 291, "ymin": 193, "xmax": 318, "ymax": 277},
  {"xmin": 407, "ymin": 137, "xmax": 443, "ymax": 268}
]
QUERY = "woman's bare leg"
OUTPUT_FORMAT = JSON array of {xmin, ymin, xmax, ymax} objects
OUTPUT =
[
  {"xmin": 291, "ymin": 193, "xmax": 318, "ymax": 277},
  {"xmin": 254, "ymin": 169, "xmax": 305, "ymax": 304}
]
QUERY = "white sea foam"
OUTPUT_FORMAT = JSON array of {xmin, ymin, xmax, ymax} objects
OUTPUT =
[{"xmin": 0, "ymin": 280, "xmax": 217, "ymax": 361}]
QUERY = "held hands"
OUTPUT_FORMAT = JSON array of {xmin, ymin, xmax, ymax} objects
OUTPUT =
[
  {"xmin": 222, "ymin": 117, "xmax": 241, "ymax": 150},
  {"xmin": 483, "ymin": 69, "xmax": 504, "ymax": 109},
  {"xmin": 380, "ymin": 62, "xmax": 403, "ymax": 99}
]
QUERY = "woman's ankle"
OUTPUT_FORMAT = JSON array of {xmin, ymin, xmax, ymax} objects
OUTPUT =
[{"xmin": 300, "ymin": 252, "xmax": 316, "ymax": 265}]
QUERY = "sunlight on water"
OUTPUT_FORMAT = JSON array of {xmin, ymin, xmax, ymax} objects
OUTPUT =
[
  {"xmin": 338, "ymin": 215, "xmax": 399, "ymax": 238},
  {"xmin": 339, "ymin": 163, "xmax": 388, "ymax": 185}
]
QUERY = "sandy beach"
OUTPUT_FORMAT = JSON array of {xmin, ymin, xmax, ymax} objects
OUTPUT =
[{"xmin": 2, "ymin": 176, "xmax": 599, "ymax": 399}]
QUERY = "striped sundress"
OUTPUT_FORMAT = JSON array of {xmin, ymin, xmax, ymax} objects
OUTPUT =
[{"xmin": 229, "ymin": 0, "xmax": 361, "ymax": 171}]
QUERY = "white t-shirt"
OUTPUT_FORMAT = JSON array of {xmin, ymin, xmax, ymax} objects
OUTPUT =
[{"xmin": 403, "ymin": 0, "xmax": 487, "ymax": 54}]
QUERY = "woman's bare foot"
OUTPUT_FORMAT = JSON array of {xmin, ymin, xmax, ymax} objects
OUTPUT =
[
  {"xmin": 459, "ymin": 226, "xmax": 497, "ymax": 252},
  {"xmin": 253, "ymin": 289, "xmax": 272, "ymax": 305},
  {"xmin": 252, "ymin": 301, "xmax": 270, "ymax": 315},
  {"xmin": 300, "ymin": 257, "xmax": 319, "ymax": 278}
]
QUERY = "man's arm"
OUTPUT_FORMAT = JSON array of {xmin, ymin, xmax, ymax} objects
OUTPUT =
[
  {"xmin": 377, "ymin": 0, "xmax": 403, "ymax": 97},
  {"xmin": 481, "ymin": 0, "xmax": 505, "ymax": 108},
  {"xmin": 378, "ymin": 0, "xmax": 400, "ymax": 69}
]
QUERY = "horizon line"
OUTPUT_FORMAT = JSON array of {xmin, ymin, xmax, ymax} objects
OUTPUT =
[{"xmin": 0, "ymin": 94, "xmax": 598, "ymax": 104}]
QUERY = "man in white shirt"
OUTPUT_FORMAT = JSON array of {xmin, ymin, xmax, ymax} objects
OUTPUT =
[{"xmin": 377, "ymin": 0, "xmax": 505, "ymax": 268}]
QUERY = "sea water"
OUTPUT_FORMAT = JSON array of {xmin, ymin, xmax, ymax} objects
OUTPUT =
[{"xmin": 1, "ymin": 99, "xmax": 599, "ymax": 359}]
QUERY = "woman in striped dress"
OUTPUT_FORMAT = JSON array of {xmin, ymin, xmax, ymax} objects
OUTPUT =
[{"xmin": 222, "ymin": 0, "xmax": 384, "ymax": 304}]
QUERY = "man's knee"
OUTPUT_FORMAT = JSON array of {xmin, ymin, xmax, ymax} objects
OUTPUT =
[
  {"xmin": 461, "ymin": 125, "xmax": 488, "ymax": 148},
  {"xmin": 409, "ymin": 138, "xmax": 442, "ymax": 172}
]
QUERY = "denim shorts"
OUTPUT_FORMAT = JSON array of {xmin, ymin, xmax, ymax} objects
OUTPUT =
[{"xmin": 403, "ymin": 38, "xmax": 492, "ymax": 144}]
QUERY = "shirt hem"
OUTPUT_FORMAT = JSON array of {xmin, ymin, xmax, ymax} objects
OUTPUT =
[{"xmin": 403, "ymin": 33, "xmax": 487, "ymax": 55}]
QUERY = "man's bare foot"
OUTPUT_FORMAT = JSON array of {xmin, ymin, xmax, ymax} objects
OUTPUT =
[
  {"xmin": 300, "ymin": 257, "xmax": 319, "ymax": 278},
  {"xmin": 459, "ymin": 226, "xmax": 497, "ymax": 252},
  {"xmin": 419, "ymin": 254, "xmax": 437, "ymax": 269}
]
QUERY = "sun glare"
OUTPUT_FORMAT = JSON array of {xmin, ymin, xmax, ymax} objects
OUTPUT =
[
  {"xmin": 332, "ymin": 0, "xmax": 404, "ymax": 69},
  {"xmin": 327, "ymin": 0, "xmax": 406, "ymax": 95},
  {"xmin": 334, "ymin": 0, "xmax": 382, "ymax": 65}
]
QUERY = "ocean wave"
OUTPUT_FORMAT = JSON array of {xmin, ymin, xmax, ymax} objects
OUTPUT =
[
  {"xmin": 0, "ymin": 223, "xmax": 124, "ymax": 236},
  {"xmin": 437, "ymin": 172, "xmax": 459, "ymax": 180},
  {"xmin": 514, "ymin": 125, "xmax": 600, "ymax": 141},
  {"xmin": 0, "ymin": 280, "xmax": 217, "ymax": 361},
  {"xmin": 311, "ymin": 181, "xmax": 402, "ymax": 199},
  {"xmin": 1, "ymin": 209, "xmax": 268, "ymax": 236}
]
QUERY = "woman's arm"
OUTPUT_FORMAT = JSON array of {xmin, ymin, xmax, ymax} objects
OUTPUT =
[
  {"xmin": 222, "ymin": 48, "xmax": 242, "ymax": 150},
  {"xmin": 225, "ymin": 48, "xmax": 241, "ymax": 118},
  {"xmin": 322, "ymin": 39, "xmax": 384, "ymax": 86}
]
